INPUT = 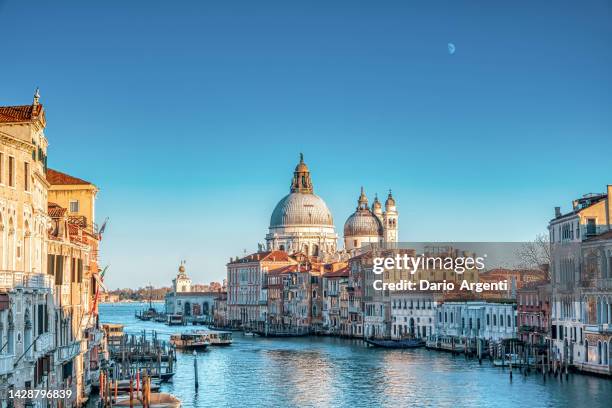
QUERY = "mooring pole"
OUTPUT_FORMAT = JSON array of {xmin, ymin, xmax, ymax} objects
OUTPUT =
[{"xmin": 194, "ymin": 350, "xmax": 199, "ymax": 391}]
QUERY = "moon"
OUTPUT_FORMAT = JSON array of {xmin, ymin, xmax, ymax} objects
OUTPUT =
[{"xmin": 448, "ymin": 43, "xmax": 456, "ymax": 55}]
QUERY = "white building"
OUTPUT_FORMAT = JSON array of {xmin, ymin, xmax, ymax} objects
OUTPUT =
[
  {"xmin": 391, "ymin": 292, "xmax": 438, "ymax": 339},
  {"xmin": 266, "ymin": 154, "xmax": 338, "ymax": 257},
  {"xmin": 435, "ymin": 300, "xmax": 517, "ymax": 342},
  {"xmin": 343, "ymin": 188, "xmax": 398, "ymax": 253},
  {"xmin": 165, "ymin": 263, "xmax": 218, "ymax": 319}
]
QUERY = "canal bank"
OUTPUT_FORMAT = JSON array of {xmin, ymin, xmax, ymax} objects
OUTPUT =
[{"xmin": 99, "ymin": 303, "xmax": 612, "ymax": 408}]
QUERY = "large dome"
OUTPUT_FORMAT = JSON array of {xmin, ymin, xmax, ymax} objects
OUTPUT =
[
  {"xmin": 344, "ymin": 211, "xmax": 383, "ymax": 237},
  {"xmin": 270, "ymin": 192, "xmax": 334, "ymax": 228}
]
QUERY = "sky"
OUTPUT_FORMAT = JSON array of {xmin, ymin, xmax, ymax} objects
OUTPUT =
[{"xmin": 1, "ymin": 1, "xmax": 611, "ymax": 289}]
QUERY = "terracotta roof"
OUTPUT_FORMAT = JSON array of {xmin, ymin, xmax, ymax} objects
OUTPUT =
[
  {"xmin": 268, "ymin": 265, "xmax": 299, "ymax": 275},
  {"xmin": 48, "ymin": 203, "xmax": 66, "ymax": 218},
  {"xmin": 0, "ymin": 104, "xmax": 43, "ymax": 123},
  {"xmin": 324, "ymin": 266, "xmax": 349, "ymax": 278},
  {"xmin": 230, "ymin": 250, "xmax": 294, "ymax": 264},
  {"xmin": 47, "ymin": 168, "xmax": 93, "ymax": 186},
  {"xmin": 584, "ymin": 229, "xmax": 612, "ymax": 242}
]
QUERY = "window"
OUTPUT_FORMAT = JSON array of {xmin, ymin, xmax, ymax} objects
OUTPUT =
[
  {"xmin": 70, "ymin": 200, "xmax": 80, "ymax": 213},
  {"xmin": 8, "ymin": 156, "xmax": 15, "ymax": 187},
  {"xmin": 586, "ymin": 218, "xmax": 596, "ymax": 236},
  {"xmin": 24, "ymin": 162, "xmax": 30, "ymax": 191}
]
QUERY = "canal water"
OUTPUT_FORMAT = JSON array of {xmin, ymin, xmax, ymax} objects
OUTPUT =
[{"xmin": 99, "ymin": 303, "xmax": 611, "ymax": 408}]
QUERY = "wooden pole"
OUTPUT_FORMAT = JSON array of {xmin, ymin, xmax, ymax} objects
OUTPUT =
[
  {"xmin": 100, "ymin": 371, "xmax": 105, "ymax": 400},
  {"xmin": 129, "ymin": 376, "xmax": 134, "ymax": 408},
  {"xmin": 194, "ymin": 350, "xmax": 199, "ymax": 391}
]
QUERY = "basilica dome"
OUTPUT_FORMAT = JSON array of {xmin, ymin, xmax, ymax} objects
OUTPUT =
[
  {"xmin": 344, "ymin": 210, "xmax": 383, "ymax": 237},
  {"xmin": 266, "ymin": 154, "xmax": 338, "ymax": 257},
  {"xmin": 270, "ymin": 192, "xmax": 334, "ymax": 227}
]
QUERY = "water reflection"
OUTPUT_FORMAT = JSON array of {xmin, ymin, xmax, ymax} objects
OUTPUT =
[{"xmin": 100, "ymin": 304, "xmax": 612, "ymax": 408}]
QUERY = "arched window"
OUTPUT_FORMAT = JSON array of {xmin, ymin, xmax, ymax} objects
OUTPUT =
[
  {"xmin": 598, "ymin": 341, "xmax": 602, "ymax": 365},
  {"xmin": 7, "ymin": 311, "xmax": 14, "ymax": 355}
]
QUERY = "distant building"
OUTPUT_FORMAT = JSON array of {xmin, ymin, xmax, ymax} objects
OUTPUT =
[
  {"xmin": 227, "ymin": 251, "xmax": 296, "ymax": 328},
  {"xmin": 517, "ymin": 281, "xmax": 551, "ymax": 346},
  {"xmin": 435, "ymin": 300, "xmax": 517, "ymax": 342},
  {"xmin": 165, "ymin": 263, "xmax": 218, "ymax": 320},
  {"xmin": 391, "ymin": 292, "xmax": 438, "ymax": 339}
]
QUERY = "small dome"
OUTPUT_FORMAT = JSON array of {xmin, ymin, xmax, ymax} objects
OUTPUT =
[
  {"xmin": 385, "ymin": 190, "xmax": 396, "ymax": 207},
  {"xmin": 344, "ymin": 210, "xmax": 383, "ymax": 237},
  {"xmin": 178, "ymin": 265, "xmax": 185, "ymax": 273},
  {"xmin": 270, "ymin": 193, "xmax": 334, "ymax": 227},
  {"xmin": 372, "ymin": 194, "xmax": 382, "ymax": 211}
]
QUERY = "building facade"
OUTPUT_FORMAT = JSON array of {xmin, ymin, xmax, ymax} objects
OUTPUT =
[{"xmin": 549, "ymin": 185, "xmax": 612, "ymax": 376}]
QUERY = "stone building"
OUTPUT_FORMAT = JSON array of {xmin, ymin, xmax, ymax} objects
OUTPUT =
[
  {"xmin": 0, "ymin": 92, "xmax": 104, "ymax": 406},
  {"xmin": 0, "ymin": 91, "xmax": 55, "ymax": 404},
  {"xmin": 549, "ymin": 185, "xmax": 612, "ymax": 375},
  {"xmin": 391, "ymin": 292, "xmax": 438, "ymax": 339},
  {"xmin": 517, "ymin": 281, "xmax": 551, "ymax": 346},
  {"xmin": 227, "ymin": 251, "xmax": 295, "ymax": 328},
  {"xmin": 343, "ymin": 188, "xmax": 398, "ymax": 253},
  {"xmin": 165, "ymin": 263, "xmax": 220, "ymax": 321},
  {"xmin": 322, "ymin": 266, "xmax": 349, "ymax": 335},
  {"xmin": 576, "ymin": 230, "xmax": 611, "ymax": 375},
  {"xmin": 434, "ymin": 300, "xmax": 517, "ymax": 342},
  {"xmin": 265, "ymin": 154, "xmax": 338, "ymax": 258},
  {"xmin": 47, "ymin": 168, "xmax": 103, "ymax": 404}
]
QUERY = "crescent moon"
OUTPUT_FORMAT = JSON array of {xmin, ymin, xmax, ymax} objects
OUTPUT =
[{"xmin": 448, "ymin": 43, "xmax": 456, "ymax": 55}]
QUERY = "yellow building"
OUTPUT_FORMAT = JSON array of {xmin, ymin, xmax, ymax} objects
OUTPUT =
[
  {"xmin": 46, "ymin": 169, "xmax": 102, "ymax": 404},
  {"xmin": 47, "ymin": 168, "xmax": 99, "ymax": 233}
]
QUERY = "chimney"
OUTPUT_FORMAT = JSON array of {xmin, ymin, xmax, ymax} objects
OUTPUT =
[{"xmin": 554, "ymin": 207, "xmax": 561, "ymax": 218}]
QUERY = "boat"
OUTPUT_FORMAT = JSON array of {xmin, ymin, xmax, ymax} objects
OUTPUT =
[
  {"xmin": 364, "ymin": 338, "xmax": 426, "ymax": 349},
  {"xmin": 166, "ymin": 314, "xmax": 184, "ymax": 326},
  {"xmin": 243, "ymin": 331, "xmax": 256, "ymax": 337},
  {"xmin": 115, "ymin": 393, "xmax": 181, "ymax": 408},
  {"xmin": 170, "ymin": 333, "xmax": 210, "ymax": 350},
  {"xmin": 493, "ymin": 353, "xmax": 536, "ymax": 367},
  {"xmin": 195, "ymin": 330, "xmax": 233, "ymax": 346}
]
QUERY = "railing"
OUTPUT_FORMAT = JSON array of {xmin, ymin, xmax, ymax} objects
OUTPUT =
[
  {"xmin": 56, "ymin": 340, "xmax": 82, "ymax": 363},
  {"xmin": 0, "ymin": 354, "xmax": 14, "ymax": 375},
  {"xmin": 585, "ymin": 324, "xmax": 611, "ymax": 334},
  {"xmin": 0, "ymin": 271, "xmax": 52, "ymax": 290},
  {"xmin": 34, "ymin": 332, "xmax": 54, "ymax": 355}
]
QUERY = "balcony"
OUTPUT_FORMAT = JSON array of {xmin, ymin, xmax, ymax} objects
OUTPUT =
[
  {"xmin": 0, "ymin": 271, "xmax": 52, "ymax": 291},
  {"xmin": 0, "ymin": 354, "xmax": 14, "ymax": 375},
  {"xmin": 56, "ymin": 340, "xmax": 82, "ymax": 363},
  {"xmin": 585, "ymin": 323, "xmax": 612, "ymax": 334},
  {"xmin": 349, "ymin": 306, "xmax": 361, "ymax": 314},
  {"xmin": 34, "ymin": 332, "xmax": 54, "ymax": 356}
]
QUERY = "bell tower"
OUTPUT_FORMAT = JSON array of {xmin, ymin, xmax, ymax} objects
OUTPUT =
[{"xmin": 383, "ymin": 190, "xmax": 398, "ymax": 243}]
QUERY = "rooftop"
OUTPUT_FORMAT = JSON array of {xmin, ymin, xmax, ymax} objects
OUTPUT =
[{"xmin": 47, "ymin": 168, "xmax": 93, "ymax": 186}]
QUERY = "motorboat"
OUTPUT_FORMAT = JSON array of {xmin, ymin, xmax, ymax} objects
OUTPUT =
[{"xmin": 170, "ymin": 333, "xmax": 210, "ymax": 350}]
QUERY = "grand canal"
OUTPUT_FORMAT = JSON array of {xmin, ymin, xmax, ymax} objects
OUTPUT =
[{"xmin": 99, "ymin": 303, "xmax": 612, "ymax": 408}]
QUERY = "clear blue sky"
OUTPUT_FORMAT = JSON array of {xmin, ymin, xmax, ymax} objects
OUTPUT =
[{"xmin": 1, "ymin": 1, "xmax": 611, "ymax": 289}]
